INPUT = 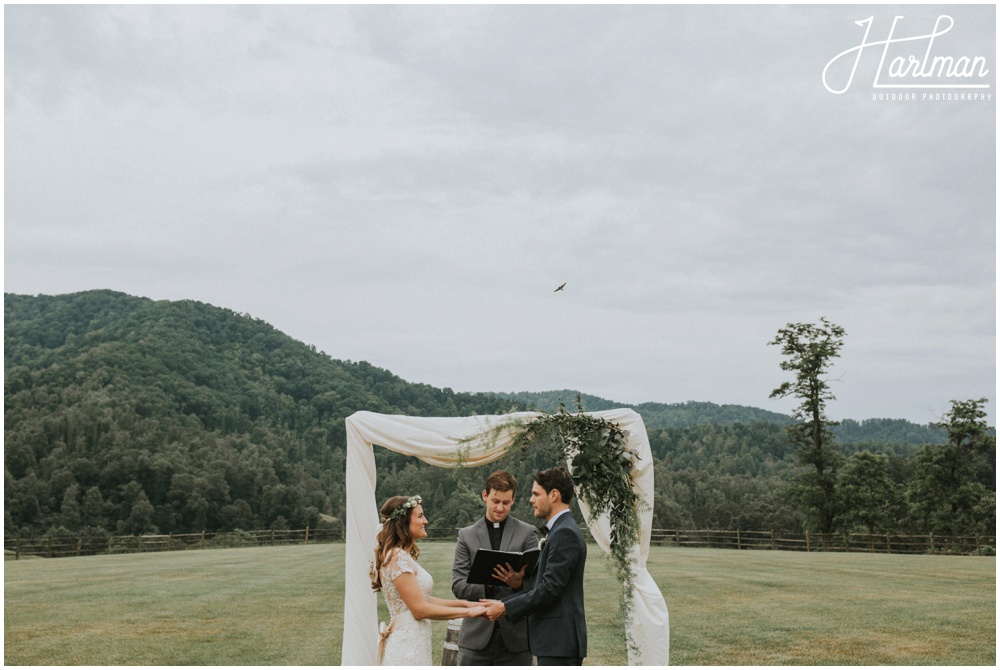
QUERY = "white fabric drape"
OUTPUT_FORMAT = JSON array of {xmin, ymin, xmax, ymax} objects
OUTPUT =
[{"xmin": 341, "ymin": 409, "xmax": 669, "ymax": 666}]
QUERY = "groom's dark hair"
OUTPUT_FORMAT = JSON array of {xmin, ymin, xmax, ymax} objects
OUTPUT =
[{"xmin": 534, "ymin": 466, "xmax": 574, "ymax": 504}]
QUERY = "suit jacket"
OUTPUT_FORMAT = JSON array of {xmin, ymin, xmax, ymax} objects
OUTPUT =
[
  {"xmin": 452, "ymin": 515, "xmax": 539, "ymax": 652},
  {"xmin": 501, "ymin": 512, "xmax": 587, "ymax": 660}
]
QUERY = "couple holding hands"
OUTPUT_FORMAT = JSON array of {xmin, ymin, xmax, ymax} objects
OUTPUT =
[{"xmin": 371, "ymin": 467, "xmax": 588, "ymax": 666}]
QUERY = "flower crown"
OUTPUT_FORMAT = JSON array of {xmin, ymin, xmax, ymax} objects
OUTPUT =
[{"xmin": 383, "ymin": 495, "xmax": 421, "ymax": 523}]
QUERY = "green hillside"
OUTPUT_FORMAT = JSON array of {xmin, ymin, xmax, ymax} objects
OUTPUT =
[
  {"xmin": 3, "ymin": 290, "xmax": 516, "ymax": 538},
  {"xmin": 4, "ymin": 290, "xmax": 989, "ymax": 541}
]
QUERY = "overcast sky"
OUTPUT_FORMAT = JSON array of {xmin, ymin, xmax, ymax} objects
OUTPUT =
[{"xmin": 5, "ymin": 4, "xmax": 996, "ymax": 425}]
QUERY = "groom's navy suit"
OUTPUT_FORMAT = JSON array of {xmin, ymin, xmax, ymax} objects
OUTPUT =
[{"xmin": 501, "ymin": 511, "xmax": 587, "ymax": 664}]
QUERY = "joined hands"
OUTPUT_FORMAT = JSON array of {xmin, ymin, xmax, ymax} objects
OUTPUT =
[{"xmin": 464, "ymin": 604, "xmax": 488, "ymax": 618}]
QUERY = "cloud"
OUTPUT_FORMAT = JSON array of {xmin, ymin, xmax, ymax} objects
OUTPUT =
[{"xmin": 4, "ymin": 4, "xmax": 994, "ymax": 423}]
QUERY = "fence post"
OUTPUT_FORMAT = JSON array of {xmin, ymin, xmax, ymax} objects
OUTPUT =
[
  {"xmin": 928, "ymin": 532, "xmax": 934, "ymax": 554},
  {"xmin": 16, "ymin": 537, "xmax": 21, "ymax": 560},
  {"xmin": 271, "ymin": 528, "xmax": 275, "ymax": 546},
  {"xmin": 805, "ymin": 530, "xmax": 811, "ymax": 552},
  {"xmin": 201, "ymin": 530, "xmax": 206, "ymax": 549},
  {"xmin": 108, "ymin": 535, "xmax": 113, "ymax": 554},
  {"xmin": 886, "ymin": 532, "xmax": 892, "ymax": 553},
  {"xmin": 843, "ymin": 530, "xmax": 850, "ymax": 551},
  {"xmin": 770, "ymin": 530, "xmax": 776, "ymax": 551},
  {"xmin": 305, "ymin": 526, "xmax": 310, "ymax": 545},
  {"xmin": 736, "ymin": 529, "xmax": 742, "ymax": 550},
  {"xmin": 138, "ymin": 535, "xmax": 143, "ymax": 553},
  {"xmin": 169, "ymin": 533, "xmax": 173, "ymax": 551},
  {"xmin": 77, "ymin": 536, "xmax": 83, "ymax": 557},
  {"xmin": 48, "ymin": 536, "xmax": 53, "ymax": 558}
]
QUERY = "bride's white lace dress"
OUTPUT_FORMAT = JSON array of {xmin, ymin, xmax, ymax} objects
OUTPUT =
[{"xmin": 379, "ymin": 548, "xmax": 434, "ymax": 666}]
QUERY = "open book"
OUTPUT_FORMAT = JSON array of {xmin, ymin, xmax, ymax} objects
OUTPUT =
[{"xmin": 467, "ymin": 547, "xmax": 541, "ymax": 587}]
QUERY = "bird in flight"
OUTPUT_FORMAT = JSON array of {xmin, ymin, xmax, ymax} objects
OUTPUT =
[{"xmin": 554, "ymin": 282, "xmax": 566, "ymax": 292}]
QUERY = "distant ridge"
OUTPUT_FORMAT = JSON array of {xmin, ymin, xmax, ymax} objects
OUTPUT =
[
  {"xmin": 494, "ymin": 390, "xmax": 793, "ymax": 428},
  {"xmin": 497, "ymin": 390, "xmax": 947, "ymax": 444}
]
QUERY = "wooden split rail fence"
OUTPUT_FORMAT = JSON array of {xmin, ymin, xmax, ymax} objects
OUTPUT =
[
  {"xmin": 646, "ymin": 528, "xmax": 995, "ymax": 555},
  {"xmin": 6, "ymin": 527, "xmax": 994, "ymax": 560},
  {"xmin": 4, "ymin": 527, "xmax": 342, "ymax": 560}
]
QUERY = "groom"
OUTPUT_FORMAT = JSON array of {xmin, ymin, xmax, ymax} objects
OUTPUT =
[{"xmin": 482, "ymin": 467, "xmax": 588, "ymax": 665}]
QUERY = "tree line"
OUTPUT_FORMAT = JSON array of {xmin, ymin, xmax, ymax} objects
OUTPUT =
[
  {"xmin": 4, "ymin": 292, "xmax": 994, "ymax": 545},
  {"xmin": 765, "ymin": 318, "xmax": 993, "ymax": 542}
]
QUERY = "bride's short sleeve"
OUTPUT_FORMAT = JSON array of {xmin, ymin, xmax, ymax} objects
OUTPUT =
[{"xmin": 382, "ymin": 548, "xmax": 417, "ymax": 584}]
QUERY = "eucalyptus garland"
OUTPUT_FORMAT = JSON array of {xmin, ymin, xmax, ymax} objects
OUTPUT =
[{"xmin": 460, "ymin": 399, "xmax": 645, "ymax": 657}]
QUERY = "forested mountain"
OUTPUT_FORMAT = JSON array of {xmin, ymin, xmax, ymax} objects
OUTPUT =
[
  {"xmin": 4, "ymin": 291, "xmax": 991, "ymax": 541},
  {"xmin": 4, "ymin": 291, "xmax": 516, "ymax": 538}
]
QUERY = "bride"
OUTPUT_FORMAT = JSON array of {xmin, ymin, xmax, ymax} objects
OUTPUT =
[{"xmin": 371, "ymin": 495, "xmax": 486, "ymax": 665}]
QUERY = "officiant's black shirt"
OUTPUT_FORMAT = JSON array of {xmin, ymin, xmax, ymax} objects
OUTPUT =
[
  {"xmin": 484, "ymin": 515, "xmax": 507, "ymax": 600},
  {"xmin": 486, "ymin": 515, "xmax": 507, "ymax": 551}
]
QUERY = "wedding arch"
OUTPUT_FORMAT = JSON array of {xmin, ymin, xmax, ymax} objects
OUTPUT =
[{"xmin": 341, "ymin": 408, "xmax": 670, "ymax": 665}]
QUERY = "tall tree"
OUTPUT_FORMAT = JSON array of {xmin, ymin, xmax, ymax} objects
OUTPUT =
[
  {"xmin": 769, "ymin": 318, "xmax": 846, "ymax": 538},
  {"xmin": 906, "ymin": 398, "xmax": 995, "ymax": 536}
]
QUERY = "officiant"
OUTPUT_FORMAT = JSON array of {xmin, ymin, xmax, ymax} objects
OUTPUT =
[{"xmin": 451, "ymin": 470, "xmax": 540, "ymax": 665}]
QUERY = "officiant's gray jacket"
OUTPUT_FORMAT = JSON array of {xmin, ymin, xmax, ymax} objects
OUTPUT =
[{"xmin": 451, "ymin": 515, "xmax": 539, "ymax": 652}]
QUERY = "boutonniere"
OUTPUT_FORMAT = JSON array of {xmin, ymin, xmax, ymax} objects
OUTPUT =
[{"xmin": 538, "ymin": 536, "xmax": 547, "ymax": 551}]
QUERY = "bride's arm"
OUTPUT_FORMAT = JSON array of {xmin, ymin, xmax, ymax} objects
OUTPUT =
[
  {"xmin": 427, "ymin": 595, "xmax": 478, "ymax": 608},
  {"xmin": 393, "ymin": 573, "xmax": 485, "ymax": 621}
]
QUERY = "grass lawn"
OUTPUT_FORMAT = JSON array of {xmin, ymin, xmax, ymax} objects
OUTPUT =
[
  {"xmin": 651, "ymin": 546, "xmax": 996, "ymax": 665},
  {"xmin": 4, "ymin": 542, "xmax": 995, "ymax": 665}
]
